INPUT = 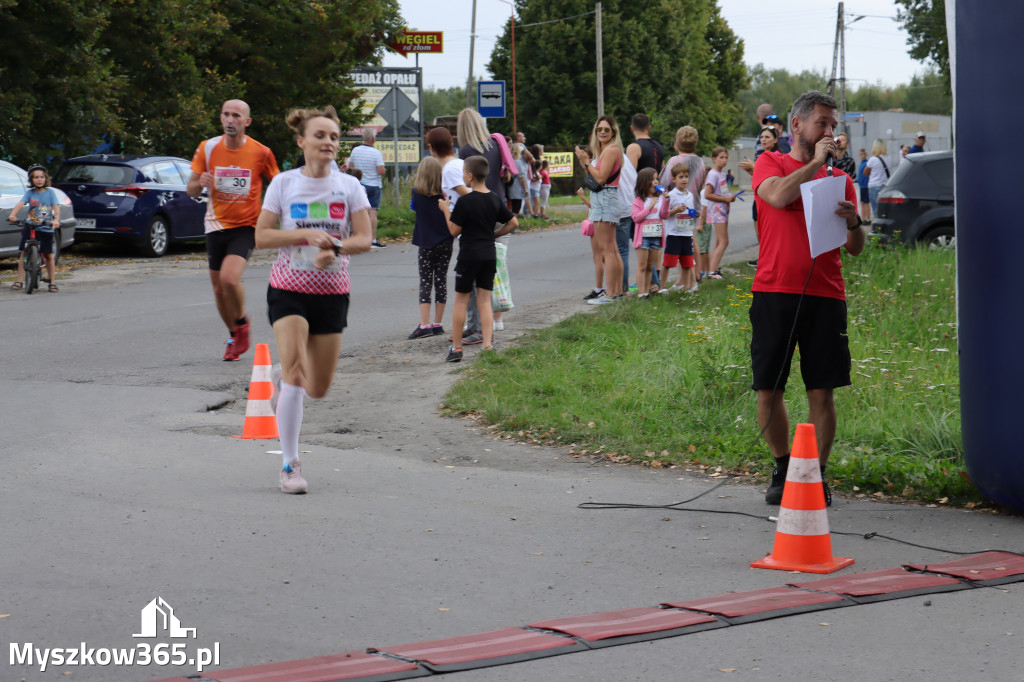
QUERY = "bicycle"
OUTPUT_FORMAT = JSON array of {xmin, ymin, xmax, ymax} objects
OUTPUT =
[{"xmin": 14, "ymin": 221, "xmax": 46, "ymax": 294}]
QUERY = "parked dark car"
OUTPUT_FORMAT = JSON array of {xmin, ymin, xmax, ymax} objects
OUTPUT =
[
  {"xmin": 53, "ymin": 155, "xmax": 206, "ymax": 257},
  {"xmin": 873, "ymin": 150, "xmax": 954, "ymax": 248},
  {"xmin": 0, "ymin": 160, "xmax": 77, "ymax": 262}
]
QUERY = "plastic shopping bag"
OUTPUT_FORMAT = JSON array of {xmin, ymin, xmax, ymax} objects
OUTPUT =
[{"xmin": 491, "ymin": 241, "xmax": 514, "ymax": 313}]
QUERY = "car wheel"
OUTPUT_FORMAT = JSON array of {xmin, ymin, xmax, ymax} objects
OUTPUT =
[
  {"xmin": 922, "ymin": 224, "xmax": 955, "ymax": 250},
  {"xmin": 141, "ymin": 215, "xmax": 170, "ymax": 257}
]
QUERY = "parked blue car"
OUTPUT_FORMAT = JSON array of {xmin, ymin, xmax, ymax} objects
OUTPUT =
[{"xmin": 53, "ymin": 155, "xmax": 206, "ymax": 257}]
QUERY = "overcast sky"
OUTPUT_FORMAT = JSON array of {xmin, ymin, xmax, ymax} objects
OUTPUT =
[{"xmin": 382, "ymin": 1, "xmax": 932, "ymax": 91}]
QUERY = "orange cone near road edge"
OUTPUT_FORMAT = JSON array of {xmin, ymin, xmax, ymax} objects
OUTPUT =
[
  {"xmin": 233, "ymin": 343, "xmax": 279, "ymax": 440},
  {"xmin": 751, "ymin": 423, "xmax": 854, "ymax": 574}
]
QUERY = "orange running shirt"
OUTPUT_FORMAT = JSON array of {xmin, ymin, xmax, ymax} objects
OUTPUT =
[{"xmin": 191, "ymin": 135, "xmax": 280, "ymax": 232}]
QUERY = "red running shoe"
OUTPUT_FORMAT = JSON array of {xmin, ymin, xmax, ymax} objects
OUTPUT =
[
  {"xmin": 223, "ymin": 337, "xmax": 239, "ymax": 361},
  {"xmin": 233, "ymin": 317, "xmax": 251, "ymax": 358}
]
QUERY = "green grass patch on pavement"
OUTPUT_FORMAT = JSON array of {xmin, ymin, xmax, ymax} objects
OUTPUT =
[
  {"xmin": 444, "ymin": 243, "xmax": 976, "ymax": 506},
  {"xmin": 375, "ymin": 179, "xmax": 584, "ymax": 243}
]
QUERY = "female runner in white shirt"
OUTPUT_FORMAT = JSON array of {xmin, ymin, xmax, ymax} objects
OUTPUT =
[{"xmin": 255, "ymin": 106, "xmax": 372, "ymax": 494}]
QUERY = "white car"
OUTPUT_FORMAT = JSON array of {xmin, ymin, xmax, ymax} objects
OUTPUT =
[{"xmin": 0, "ymin": 160, "xmax": 77, "ymax": 261}]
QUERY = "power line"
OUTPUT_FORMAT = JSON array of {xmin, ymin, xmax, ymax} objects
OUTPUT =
[{"xmin": 517, "ymin": 9, "xmax": 598, "ymax": 29}]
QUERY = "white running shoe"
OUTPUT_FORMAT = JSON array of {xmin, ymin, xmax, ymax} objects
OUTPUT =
[{"xmin": 280, "ymin": 460, "xmax": 308, "ymax": 494}]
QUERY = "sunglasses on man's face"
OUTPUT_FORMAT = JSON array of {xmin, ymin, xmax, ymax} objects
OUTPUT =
[{"xmin": 762, "ymin": 115, "xmax": 780, "ymax": 123}]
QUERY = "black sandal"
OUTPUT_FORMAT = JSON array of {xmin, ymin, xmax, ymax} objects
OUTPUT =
[
  {"xmin": 10, "ymin": 282, "xmax": 23, "ymax": 290},
  {"xmin": 48, "ymin": 284, "xmax": 59, "ymax": 293}
]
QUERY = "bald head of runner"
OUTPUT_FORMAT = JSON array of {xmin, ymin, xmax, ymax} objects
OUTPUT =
[{"xmin": 221, "ymin": 100, "xmax": 252, "ymax": 140}]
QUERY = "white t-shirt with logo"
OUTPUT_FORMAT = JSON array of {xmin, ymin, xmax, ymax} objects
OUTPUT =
[
  {"xmin": 665, "ymin": 188, "xmax": 696, "ymax": 236},
  {"xmin": 442, "ymin": 158, "xmax": 466, "ymax": 212},
  {"xmin": 262, "ymin": 169, "xmax": 370, "ymax": 295}
]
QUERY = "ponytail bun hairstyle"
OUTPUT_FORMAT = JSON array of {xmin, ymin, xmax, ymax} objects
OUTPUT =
[{"xmin": 286, "ymin": 105, "xmax": 340, "ymax": 135}]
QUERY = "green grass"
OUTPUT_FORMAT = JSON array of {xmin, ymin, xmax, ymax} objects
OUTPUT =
[
  {"xmin": 546, "ymin": 193, "xmax": 587, "ymax": 206},
  {"xmin": 443, "ymin": 244, "xmax": 977, "ymax": 506},
  {"xmin": 374, "ymin": 179, "xmax": 585, "ymax": 243}
]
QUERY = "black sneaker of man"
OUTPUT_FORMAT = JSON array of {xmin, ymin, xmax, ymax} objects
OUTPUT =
[
  {"xmin": 584, "ymin": 288, "xmax": 605, "ymax": 300},
  {"xmin": 765, "ymin": 454, "xmax": 790, "ymax": 505},
  {"xmin": 372, "ymin": 239, "xmax": 387, "ymax": 249},
  {"xmin": 747, "ymin": 259, "xmax": 758, "ymax": 268}
]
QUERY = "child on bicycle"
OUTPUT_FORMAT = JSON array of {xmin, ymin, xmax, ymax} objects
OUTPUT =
[{"xmin": 7, "ymin": 164, "xmax": 61, "ymax": 291}]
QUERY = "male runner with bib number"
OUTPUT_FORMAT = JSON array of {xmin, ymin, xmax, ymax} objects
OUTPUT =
[{"xmin": 188, "ymin": 99, "xmax": 280, "ymax": 361}]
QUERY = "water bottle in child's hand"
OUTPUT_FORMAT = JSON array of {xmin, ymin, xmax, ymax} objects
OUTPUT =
[
  {"xmin": 655, "ymin": 185, "xmax": 665, "ymax": 195},
  {"xmin": 687, "ymin": 208, "xmax": 699, "ymax": 218}
]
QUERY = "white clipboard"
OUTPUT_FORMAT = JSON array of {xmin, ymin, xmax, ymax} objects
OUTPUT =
[{"xmin": 800, "ymin": 175, "xmax": 848, "ymax": 258}]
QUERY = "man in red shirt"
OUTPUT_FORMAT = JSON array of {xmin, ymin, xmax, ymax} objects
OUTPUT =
[{"xmin": 750, "ymin": 91, "xmax": 865, "ymax": 506}]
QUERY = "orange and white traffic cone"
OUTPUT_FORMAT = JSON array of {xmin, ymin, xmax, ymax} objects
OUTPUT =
[
  {"xmin": 751, "ymin": 423, "xmax": 854, "ymax": 574},
  {"xmin": 232, "ymin": 343, "xmax": 279, "ymax": 440}
]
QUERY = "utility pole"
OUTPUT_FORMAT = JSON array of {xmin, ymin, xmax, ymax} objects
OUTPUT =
[
  {"xmin": 596, "ymin": 2, "xmax": 604, "ymax": 117},
  {"xmin": 392, "ymin": 84, "xmax": 400, "ymax": 207},
  {"xmin": 838, "ymin": 2, "xmax": 847, "ymax": 134},
  {"xmin": 829, "ymin": 2, "xmax": 842, "ymax": 99},
  {"xmin": 828, "ymin": 2, "xmax": 864, "ymax": 135},
  {"xmin": 466, "ymin": 0, "xmax": 478, "ymax": 110}
]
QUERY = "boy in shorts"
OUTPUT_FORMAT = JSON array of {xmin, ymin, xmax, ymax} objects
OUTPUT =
[
  {"xmin": 660, "ymin": 164, "xmax": 698, "ymax": 292},
  {"xmin": 438, "ymin": 155, "xmax": 518, "ymax": 362}
]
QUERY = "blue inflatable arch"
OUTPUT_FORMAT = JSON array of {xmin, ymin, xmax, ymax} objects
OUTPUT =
[{"xmin": 954, "ymin": 0, "xmax": 1024, "ymax": 512}]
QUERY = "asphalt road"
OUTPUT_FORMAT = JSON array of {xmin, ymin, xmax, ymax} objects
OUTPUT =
[{"xmin": 1, "ymin": 222, "xmax": 1021, "ymax": 682}]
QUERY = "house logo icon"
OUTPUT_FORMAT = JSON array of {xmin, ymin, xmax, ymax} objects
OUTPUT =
[{"xmin": 133, "ymin": 597, "xmax": 197, "ymax": 639}]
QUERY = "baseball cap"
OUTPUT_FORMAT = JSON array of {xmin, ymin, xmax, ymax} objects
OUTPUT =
[{"xmin": 915, "ymin": 131, "xmax": 926, "ymax": 138}]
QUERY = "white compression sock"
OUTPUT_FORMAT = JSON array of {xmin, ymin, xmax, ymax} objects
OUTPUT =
[{"xmin": 277, "ymin": 382, "xmax": 304, "ymax": 468}]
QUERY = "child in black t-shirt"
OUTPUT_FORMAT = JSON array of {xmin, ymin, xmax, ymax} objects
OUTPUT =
[{"xmin": 438, "ymin": 155, "xmax": 518, "ymax": 361}]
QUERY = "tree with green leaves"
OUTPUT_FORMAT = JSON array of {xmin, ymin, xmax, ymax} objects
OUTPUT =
[
  {"xmin": 1, "ymin": 0, "xmax": 404, "ymax": 169},
  {"xmin": 101, "ymin": 0, "xmax": 240, "ymax": 158},
  {"xmin": 0, "ymin": 0, "xmax": 124, "ymax": 166},
  {"xmin": 736, "ymin": 64, "xmax": 828, "ymax": 136},
  {"xmin": 424, "ymin": 85, "xmax": 469, "ymax": 125},
  {"xmin": 206, "ymin": 0, "xmax": 405, "ymax": 164},
  {"xmin": 486, "ymin": 0, "xmax": 747, "ymax": 155},
  {"xmin": 895, "ymin": 0, "xmax": 949, "ymax": 91},
  {"xmin": 736, "ymin": 65, "xmax": 951, "ymax": 135}
]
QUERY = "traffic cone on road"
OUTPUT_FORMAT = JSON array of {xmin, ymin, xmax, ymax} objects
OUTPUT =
[
  {"xmin": 233, "ymin": 343, "xmax": 279, "ymax": 440},
  {"xmin": 751, "ymin": 423, "xmax": 854, "ymax": 574}
]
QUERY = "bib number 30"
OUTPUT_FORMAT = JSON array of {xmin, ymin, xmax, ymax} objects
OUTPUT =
[{"xmin": 214, "ymin": 167, "xmax": 252, "ymax": 196}]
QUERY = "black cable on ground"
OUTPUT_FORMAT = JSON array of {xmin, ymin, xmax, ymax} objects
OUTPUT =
[{"xmin": 578, "ymin": 477, "xmax": 1022, "ymax": 557}]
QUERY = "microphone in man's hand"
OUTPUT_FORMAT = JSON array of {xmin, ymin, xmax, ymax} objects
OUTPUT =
[{"xmin": 826, "ymin": 137, "xmax": 837, "ymax": 176}]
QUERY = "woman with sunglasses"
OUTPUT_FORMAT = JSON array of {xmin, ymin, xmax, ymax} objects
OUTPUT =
[
  {"xmin": 574, "ymin": 116, "xmax": 625, "ymax": 304},
  {"xmin": 761, "ymin": 114, "xmax": 791, "ymax": 153},
  {"xmin": 759, "ymin": 125, "xmax": 779, "ymax": 154}
]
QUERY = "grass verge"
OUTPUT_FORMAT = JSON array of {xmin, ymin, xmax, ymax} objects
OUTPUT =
[
  {"xmin": 443, "ymin": 243, "xmax": 978, "ymax": 507},
  {"xmin": 375, "ymin": 180, "xmax": 583, "ymax": 243}
]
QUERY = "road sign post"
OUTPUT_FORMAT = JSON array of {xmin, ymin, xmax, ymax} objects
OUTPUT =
[{"xmin": 477, "ymin": 81, "xmax": 506, "ymax": 119}]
